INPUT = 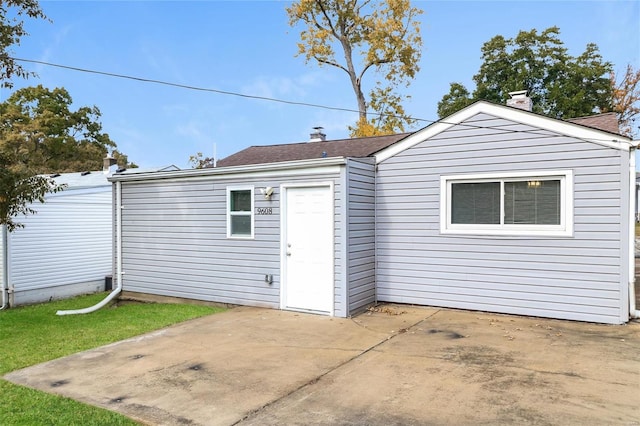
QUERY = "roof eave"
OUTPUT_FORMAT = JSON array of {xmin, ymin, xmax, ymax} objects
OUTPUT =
[{"xmin": 108, "ymin": 156, "xmax": 348, "ymax": 182}]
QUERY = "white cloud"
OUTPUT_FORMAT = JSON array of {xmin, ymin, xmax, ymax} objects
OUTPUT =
[
  {"xmin": 162, "ymin": 103, "xmax": 190, "ymax": 115},
  {"xmin": 137, "ymin": 40, "xmax": 187, "ymax": 83},
  {"xmin": 175, "ymin": 120, "xmax": 207, "ymax": 141},
  {"xmin": 34, "ymin": 25, "xmax": 72, "ymax": 74},
  {"xmin": 240, "ymin": 69, "xmax": 341, "ymax": 108},
  {"xmin": 241, "ymin": 76, "xmax": 306, "ymax": 101}
]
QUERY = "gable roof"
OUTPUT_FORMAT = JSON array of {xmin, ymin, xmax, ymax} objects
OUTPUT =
[
  {"xmin": 375, "ymin": 101, "xmax": 634, "ymax": 163},
  {"xmin": 216, "ymin": 133, "xmax": 411, "ymax": 167}
]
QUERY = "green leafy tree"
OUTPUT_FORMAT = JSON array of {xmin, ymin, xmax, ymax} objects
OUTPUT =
[
  {"xmin": 0, "ymin": 151, "xmax": 63, "ymax": 231},
  {"xmin": 437, "ymin": 27, "xmax": 613, "ymax": 120},
  {"xmin": 1, "ymin": 0, "xmax": 48, "ymax": 88},
  {"xmin": 287, "ymin": 0, "xmax": 422, "ymax": 137},
  {"xmin": 436, "ymin": 83, "xmax": 474, "ymax": 119},
  {"xmin": 0, "ymin": 85, "xmax": 135, "ymax": 229},
  {"xmin": 0, "ymin": 85, "xmax": 134, "ymax": 173},
  {"xmin": 0, "ymin": 1, "xmax": 56, "ymax": 230}
]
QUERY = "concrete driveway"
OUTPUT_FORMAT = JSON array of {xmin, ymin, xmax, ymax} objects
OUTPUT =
[{"xmin": 5, "ymin": 305, "xmax": 640, "ymax": 425}]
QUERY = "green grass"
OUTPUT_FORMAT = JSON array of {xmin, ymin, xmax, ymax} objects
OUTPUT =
[{"xmin": 0, "ymin": 292, "xmax": 223, "ymax": 425}]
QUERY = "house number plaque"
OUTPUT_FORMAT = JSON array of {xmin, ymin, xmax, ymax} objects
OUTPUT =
[{"xmin": 256, "ymin": 207, "xmax": 273, "ymax": 215}]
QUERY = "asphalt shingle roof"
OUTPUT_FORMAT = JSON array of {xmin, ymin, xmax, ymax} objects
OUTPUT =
[
  {"xmin": 217, "ymin": 133, "xmax": 411, "ymax": 167},
  {"xmin": 566, "ymin": 112, "xmax": 621, "ymax": 135}
]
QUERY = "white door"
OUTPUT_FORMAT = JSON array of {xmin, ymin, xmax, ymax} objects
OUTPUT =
[{"xmin": 283, "ymin": 185, "xmax": 333, "ymax": 313}]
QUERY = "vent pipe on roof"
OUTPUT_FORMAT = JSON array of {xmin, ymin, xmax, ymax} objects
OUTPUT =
[
  {"xmin": 103, "ymin": 154, "xmax": 118, "ymax": 175},
  {"xmin": 506, "ymin": 90, "xmax": 533, "ymax": 111},
  {"xmin": 309, "ymin": 126, "xmax": 326, "ymax": 142}
]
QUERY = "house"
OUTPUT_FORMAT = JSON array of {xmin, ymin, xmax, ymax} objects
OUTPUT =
[
  {"xmin": 107, "ymin": 99, "xmax": 638, "ymax": 324},
  {"xmin": 0, "ymin": 164, "xmax": 183, "ymax": 309},
  {"xmin": 1, "ymin": 171, "xmax": 113, "ymax": 307}
]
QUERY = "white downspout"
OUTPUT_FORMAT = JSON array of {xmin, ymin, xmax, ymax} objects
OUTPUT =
[
  {"xmin": 56, "ymin": 181, "xmax": 123, "ymax": 315},
  {"xmin": 373, "ymin": 162, "xmax": 378, "ymax": 305},
  {"xmin": 1, "ymin": 224, "xmax": 9, "ymax": 310},
  {"xmin": 629, "ymin": 145, "xmax": 640, "ymax": 319}
]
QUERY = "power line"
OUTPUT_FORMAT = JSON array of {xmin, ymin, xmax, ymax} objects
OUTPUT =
[
  {"xmin": 11, "ymin": 57, "xmax": 371, "ymax": 117},
  {"xmin": 9, "ymin": 57, "xmax": 630, "ymax": 144}
]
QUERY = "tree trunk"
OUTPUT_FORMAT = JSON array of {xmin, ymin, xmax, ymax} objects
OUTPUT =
[{"xmin": 340, "ymin": 36, "xmax": 367, "ymax": 123}]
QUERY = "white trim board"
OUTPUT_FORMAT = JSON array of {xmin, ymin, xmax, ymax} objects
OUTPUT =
[
  {"xmin": 376, "ymin": 101, "xmax": 633, "ymax": 163},
  {"xmin": 279, "ymin": 182, "xmax": 335, "ymax": 316},
  {"xmin": 440, "ymin": 169, "xmax": 574, "ymax": 238},
  {"xmin": 110, "ymin": 158, "xmax": 347, "ymax": 183}
]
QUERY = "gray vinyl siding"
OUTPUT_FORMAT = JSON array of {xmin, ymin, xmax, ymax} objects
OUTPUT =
[
  {"xmin": 0, "ymin": 226, "xmax": 5, "ymax": 296},
  {"xmin": 346, "ymin": 158, "xmax": 376, "ymax": 314},
  {"xmin": 8, "ymin": 189, "xmax": 112, "ymax": 305},
  {"xmin": 118, "ymin": 170, "xmax": 345, "ymax": 314},
  {"xmin": 376, "ymin": 112, "xmax": 629, "ymax": 324}
]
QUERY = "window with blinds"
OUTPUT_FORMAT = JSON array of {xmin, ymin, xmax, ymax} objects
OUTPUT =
[{"xmin": 442, "ymin": 171, "xmax": 572, "ymax": 236}]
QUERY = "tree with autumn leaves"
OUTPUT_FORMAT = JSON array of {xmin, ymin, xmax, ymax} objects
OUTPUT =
[
  {"xmin": 611, "ymin": 65, "xmax": 640, "ymax": 138},
  {"xmin": 287, "ymin": 0, "xmax": 422, "ymax": 137}
]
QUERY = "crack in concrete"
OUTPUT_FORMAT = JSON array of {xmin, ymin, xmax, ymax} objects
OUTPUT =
[{"xmin": 230, "ymin": 309, "xmax": 442, "ymax": 425}]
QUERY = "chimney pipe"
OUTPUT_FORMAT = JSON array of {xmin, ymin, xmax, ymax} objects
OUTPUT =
[
  {"xmin": 309, "ymin": 126, "xmax": 326, "ymax": 142},
  {"xmin": 506, "ymin": 90, "xmax": 533, "ymax": 111},
  {"xmin": 103, "ymin": 154, "xmax": 118, "ymax": 175}
]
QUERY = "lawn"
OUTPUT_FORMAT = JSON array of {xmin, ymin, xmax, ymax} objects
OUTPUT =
[{"xmin": 0, "ymin": 292, "xmax": 223, "ymax": 425}]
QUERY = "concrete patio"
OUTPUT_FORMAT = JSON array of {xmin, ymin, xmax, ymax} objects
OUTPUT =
[{"xmin": 6, "ymin": 305, "xmax": 640, "ymax": 425}]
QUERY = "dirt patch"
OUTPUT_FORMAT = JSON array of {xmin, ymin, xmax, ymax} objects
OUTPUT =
[
  {"xmin": 366, "ymin": 305, "xmax": 407, "ymax": 315},
  {"xmin": 427, "ymin": 328, "xmax": 466, "ymax": 339},
  {"xmin": 109, "ymin": 299, "xmax": 149, "ymax": 308},
  {"xmin": 443, "ymin": 344, "xmax": 514, "ymax": 367}
]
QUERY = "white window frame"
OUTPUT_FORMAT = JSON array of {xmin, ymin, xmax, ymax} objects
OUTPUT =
[
  {"xmin": 440, "ymin": 170, "xmax": 573, "ymax": 237},
  {"xmin": 227, "ymin": 186, "xmax": 255, "ymax": 239}
]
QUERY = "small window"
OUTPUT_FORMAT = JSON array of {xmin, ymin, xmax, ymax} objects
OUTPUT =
[
  {"xmin": 441, "ymin": 171, "xmax": 573, "ymax": 237},
  {"xmin": 227, "ymin": 187, "xmax": 254, "ymax": 238}
]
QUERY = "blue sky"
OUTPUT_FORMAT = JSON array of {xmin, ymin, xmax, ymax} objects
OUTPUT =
[{"xmin": 2, "ymin": 0, "xmax": 639, "ymax": 169}]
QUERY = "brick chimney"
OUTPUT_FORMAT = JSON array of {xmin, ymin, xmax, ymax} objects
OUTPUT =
[
  {"xmin": 309, "ymin": 126, "xmax": 326, "ymax": 142},
  {"xmin": 506, "ymin": 90, "xmax": 533, "ymax": 111}
]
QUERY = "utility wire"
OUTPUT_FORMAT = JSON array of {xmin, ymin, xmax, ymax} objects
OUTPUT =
[
  {"xmin": 10, "ymin": 57, "xmax": 630, "ymax": 144},
  {"xmin": 12, "ymin": 57, "xmax": 368, "ymax": 116}
]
